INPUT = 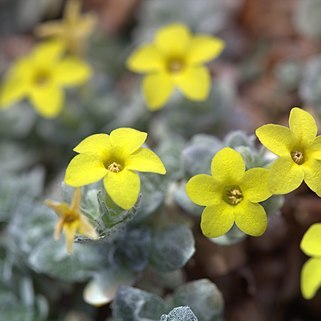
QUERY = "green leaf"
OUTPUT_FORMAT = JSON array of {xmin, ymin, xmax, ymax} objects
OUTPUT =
[
  {"xmin": 112, "ymin": 286, "xmax": 169, "ymax": 321},
  {"xmin": 182, "ymin": 135, "xmax": 222, "ymax": 176},
  {"xmin": 172, "ymin": 279, "xmax": 224, "ymax": 321},
  {"xmin": 134, "ymin": 173, "xmax": 165, "ymax": 223},
  {"xmin": 114, "ymin": 228, "xmax": 151, "ymax": 272},
  {"xmin": 174, "ymin": 182, "xmax": 202, "ymax": 217},
  {"xmin": 28, "ymin": 238, "xmax": 101, "ymax": 282},
  {"xmin": 83, "ymin": 266, "xmax": 136, "ymax": 306},
  {"xmin": 160, "ymin": 307, "xmax": 198, "ymax": 321},
  {"xmin": 150, "ymin": 225, "xmax": 195, "ymax": 272},
  {"xmin": 0, "ymin": 168, "xmax": 45, "ymax": 222}
]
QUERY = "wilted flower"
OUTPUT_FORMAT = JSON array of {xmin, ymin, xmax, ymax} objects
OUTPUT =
[
  {"xmin": 0, "ymin": 40, "xmax": 91, "ymax": 118},
  {"xmin": 300, "ymin": 223, "xmax": 321, "ymax": 299},
  {"xmin": 256, "ymin": 107, "xmax": 321, "ymax": 195},
  {"xmin": 127, "ymin": 23, "xmax": 224, "ymax": 110},
  {"xmin": 64, "ymin": 128, "xmax": 166, "ymax": 210},
  {"xmin": 186, "ymin": 147, "xmax": 271, "ymax": 238},
  {"xmin": 35, "ymin": 0, "xmax": 96, "ymax": 55},
  {"xmin": 45, "ymin": 188, "xmax": 98, "ymax": 254}
]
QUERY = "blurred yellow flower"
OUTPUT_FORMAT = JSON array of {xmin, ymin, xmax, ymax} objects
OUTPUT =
[
  {"xmin": 45, "ymin": 188, "xmax": 98, "ymax": 255},
  {"xmin": 300, "ymin": 223, "xmax": 321, "ymax": 299},
  {"xmin": 35, "ymin": 0, "xmax": 96, "ymax": 55},
  {"xmin": 64, "ymin": 128, "xmax": 166, "ymax": 210},
  {"xmin": 0, "ymin": 41, "xmax": 91, "ymax": 118},
  {"xmin": 186, "ymin": 147, "xmax": 271, "ymax": 238},
  {"xmin": 256, "ymin": 107, "xmax": 321, "ymax": 195},
  {"xmin": 127, "ymin": 23, "xmax": 225, "ymax": 110}
]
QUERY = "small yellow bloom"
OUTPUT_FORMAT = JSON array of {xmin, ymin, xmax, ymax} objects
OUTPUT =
[
  {"xmin": 300, "ymin": 223, "xmax": 321, "ymax": 299},
  {"xmin": 186, "ymin": 147, "xmax": 271, "ymax": 238},
  {"xmin": 256, "ymin": 107, "xmax": 321, "ymax": 195},
  {"xmin": 35, "ymin": 0, "xmax": 96, "ymax": 55},
  {"xmin": 126, "ymin": 23, "xmax": 225, "ymax": 110},
  {"xmin": 64, "ymin": 128, "xmax": 166, "ymax": 210},
  {"xmin": 0, "ymin": 40, "xmax": 91, "ymax": 118},
  {"xmin": 45, "ymin": 188, "xmax": 98, "ymax": 254}
]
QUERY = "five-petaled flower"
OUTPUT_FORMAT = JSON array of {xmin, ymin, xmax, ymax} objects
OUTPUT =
[
  {"xmin": 300, "ymin": 223, "xmax": 321, "ymax": 299},
  {"xmin": 0, "ymin": 40, "xmax": 91, "ymax": 118},
  {"xmin": 126, "ymin": 23, "xmax": 225, "ymax": 110},
  {"xmin": 64, "ymin": 128, "xmax": 166, "ymax": 210},
  {"xmin": 186, "ymin": 147, "xmax": 271, "ymax": 238},
  {"xmin": 35, "ymin": 0, "xmax": 96, "ymax": 55},
  {"xmin": 256, "ymin": 107, "xmax": 321, "ymax": 196},
  {"xmin": 45, "ymin": 188, "xmax": 98, "ymax": 254}
]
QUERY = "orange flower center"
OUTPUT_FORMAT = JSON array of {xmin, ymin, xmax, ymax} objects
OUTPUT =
[
  {"xmin": 33, "ymin": 70, "xmax": 51, "ymax": 86},
  {"xmin": 64, "ymin": 213, "xmax": 77, "ymax": 223},
  {"xmin": 107, "ymin": 161, "xmax": 122, "ymax": 173},
  {"xmin": 291, "ymin": 150, "xmax": 304, "ymax": 165},
  {"xmin": 223, "ymin": 185, "xmax": 243, "ymax": 206},
  {"xmin": 167, "ymin": 58, "xmax": 184, "ymax": 73}
]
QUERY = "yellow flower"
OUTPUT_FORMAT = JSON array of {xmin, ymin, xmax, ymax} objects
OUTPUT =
[
  {"xmin": 35, "ymin": 0, "xmax": 96, "ymax": 55},
  {"xmin": 64, "ymin": 128, "xmax": 166, "ymax": 210},
  {"xmin": 256, "ymin": 107, "xmax": 321, "ymax": 195},
  {"xmin": 300, "ymin": 223, "xmax": 321, "ymax": 299},
  {"xmin": 186, "ymin": 147, "xmax": 271, "ymax": 238},
  {"xmin": 126, "ymin": 23, "xmax": 225, "ymax": 110},
  {"xmin": 45, "ymin": 188, "xmax": 98, "ymax": 254},
  {"xmin": 0, "ymin": 40, "xmax": 91, "ymax": 118}
]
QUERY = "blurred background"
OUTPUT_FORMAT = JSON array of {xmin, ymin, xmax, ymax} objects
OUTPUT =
[{"xmin": 1, "ymin": 0, "xmax": 321, "ymax": 321}]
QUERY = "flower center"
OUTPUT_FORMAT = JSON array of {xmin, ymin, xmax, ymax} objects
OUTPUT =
[
  {"xmin": 291, "ymin": 150, "xmax": 304, "ymax": 165},
  {"xmin": 107, "ymin": 162, "xmax": 122, "ymax": 173},
  {"xmin": 33, "ymin": 70, "xmax": 51, "ymax": 86},
  {"xmin": 64, "ymin": 213, "xmax": 77, "ymax": 223},
  {"xmin": 223, "ymin": 185, "xmax": 243, "ymax": 206},
  {"xmin": 167, "ymin": 58, "xmax": 184, "ymax": 73}
]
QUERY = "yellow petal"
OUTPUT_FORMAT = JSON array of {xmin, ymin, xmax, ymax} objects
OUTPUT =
[
  {"xmin": 103, "ymin": 169, "xmax": 140, "ymax": 210},
  {"xmin": 29, "ymin": 85, "xmax": 64, "ymax": 118},
  {"xmin": 63, "ymin": 221, "xmax": 78, "ymax": 255},
  {"xmin": 76, "ymin": 14, "xmax": 96, "ymax": 37},
  {"xmin": 126, "ymin": 44, "xmax": 165, "ymax": 73},
  {"xmin": 256, "ymin": 124, "xmax": 295, "ymax": 157},
  {"xmin": 125, "ymin": 147, "xmax": 166, "ymax": 174},
  {"xmin": 187, "ymin": 35, "xmax": 225, "ymax": 65},
  {"xmin": 289, "ymin": 107, "xmax": 317, "ymax": 146},
  {"xmin": 186, "ymin": 174, "xmax": 222, "ymax": 206},
  {"xmin": 300, "ymin": 223, "xmax": 321, "ymax": 257},
  {"xmin": 65, "ymin": 153, "xmax": 107, "ymax": 186},
  {"xmin": 54, "ymin": 218, "xmax": 64, "ymax": 240},
  {"xmin": 35, "ymin": 22, "xmax": 65, "ymax": 38},
  {"xmin": 234, "ymin": 201, "xmax": 267, "ymax": 236},
  {"xmin": 269, "ymin": 157, "xmax": 304, "ymax": 194},
  {"xmin": 200, "ymin": 202, "xmax": 235, "ymax": 238},
  {"xmin": 45, "ymin": 199, "xmax": 70, "ymax": 217},
  {"xmin": 241, "ymin": 168, "xmax": 271, "ymax": 203},
  {"xmin": 74, "ymin": 133, "xmax": 111, "ymax": 158},
  {"xmin": 155, "ymin": 23, "xmax": 191, "ymax": 56},
  {"xmin": 210, "ymin": 147, "xmax": 245, "ymax": 183},
  {"xmin": 303, "ymin": 159, "xmax": 321, "ymax": 197},
  {"xmin": 79, "ymin": 215, "xmax": 98, "ymax": 239},
  {"xmin": 301, "ymin": 258, "xmax": 321, "ymax": 299},
  {"xmin": 71, "ymin": 188, "xmax": 81, "ymax": 210},
  {"xmin": 9, "ymin": 57, "xmax": 33, "ymax": 79},
  {"xmin": 54, "ymin": 57, "xmax": 91, "ymax": 86},
  {"xmin": 110, "ymin": 128, "xmax": 147, "ymax": 155},
  {"xmin": 142, "ymin": 72, "xmax": 173, "ymax": 110},
  {"xmin": 308, "ymin": 136, "xmax": 321, "ymax": 160},
  {"xmin": 173, "ymin": 66, "xmax": 211, "ymax": 100},
  {"xmin": 32, "ymin": 40, "xmax": 65, "ymax": 63},
  {"xmin": 0, "ymin": 78, "xmax": 28, "ymax": 107},
  {"xmin": 66, "ymin": 0, "xmax": 81, "ymax": 22}
]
